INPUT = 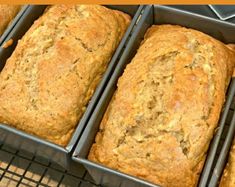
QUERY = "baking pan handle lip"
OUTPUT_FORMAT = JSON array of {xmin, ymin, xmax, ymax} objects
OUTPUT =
[
  {"xmin": 0, "ymin": 123, "xmax": 68, "ymax": 153},
  {"xmin": 208, "ymin": 5, "xmax": 235, "ymax": 21},
  {"xmin": 73, "ymin": 156, "xmax": 161, "ymax": 187},
  {"xmin": 154, "ymin": 5, "xmax": 235, "ymax": 27}
]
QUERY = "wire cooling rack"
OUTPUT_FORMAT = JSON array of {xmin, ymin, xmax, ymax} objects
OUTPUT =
[{"xmin": 0, "ymin": 143, "xmax": 100, "ymax": 187}]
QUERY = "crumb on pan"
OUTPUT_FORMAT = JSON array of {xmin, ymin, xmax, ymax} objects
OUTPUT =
[{"xmin": 2, "ymin": 38, "xmax": 13, "ymax": 48}]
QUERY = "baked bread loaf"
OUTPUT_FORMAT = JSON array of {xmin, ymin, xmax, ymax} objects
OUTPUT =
[
  {"xmin": 0, "ymin": 5, "xmax": 21, "ymax": 36},
  {"xmin": 88, "ymin": 25, "xmax": 235, "ymax": 187},
  {"xmin": 0, "ymin": 5, "xmax": 130, "ymax": 146}
]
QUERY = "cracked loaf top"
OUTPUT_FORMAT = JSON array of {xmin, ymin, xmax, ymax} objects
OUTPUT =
[
  {"xmin": 0, "ymin": 5, "xmax": 21, "ymax": 36},
  {"xmin": 88, "ymin": 25, "xmax": 235, "ymax": 187},
  {"xmin": 0, "ymin": 5, "xmax": 131, "ymax": 146}
]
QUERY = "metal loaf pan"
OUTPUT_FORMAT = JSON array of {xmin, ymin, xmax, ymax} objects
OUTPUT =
[
  {"xmin": 0, "ymin": 5, "xmax": 29, "ymax": 46},
  {"xmin": 73, "ymin": 5, "xmax": 235, "ymax": 187},
  {"xmin": 0, "ymin": 5, "xmax": 144, "ymax": 169}
]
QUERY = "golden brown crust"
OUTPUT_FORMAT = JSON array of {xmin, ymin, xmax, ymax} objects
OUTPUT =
[
  {"xmin": 0, "ymin": 5, "xmax": 21, "ymax": 36},
  {"xmin": 88, "ymin": 24, "xmax": 235, "ymax": 187},
  {"xmin": 0, "ymin": 5, "xmax": 130, "ymax": 146}
]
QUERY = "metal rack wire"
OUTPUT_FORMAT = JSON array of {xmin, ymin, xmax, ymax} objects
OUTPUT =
[{"xmin": 0, "ymin": 143, "xmax": 100, "ymax": 187}]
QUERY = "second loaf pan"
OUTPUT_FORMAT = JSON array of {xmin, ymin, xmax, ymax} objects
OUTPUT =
[
  {"xmin": 0, "ymin": 5, "xmax": 144, "ymax": 169},
  {"xmin": 72, "ymin": 5, "xmax": 235, "ymax": 187}
]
